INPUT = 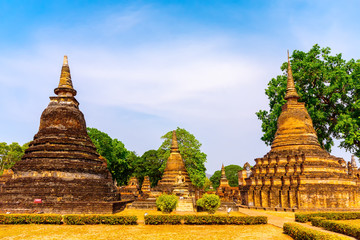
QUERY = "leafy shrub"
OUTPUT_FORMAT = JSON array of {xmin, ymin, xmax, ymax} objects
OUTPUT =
[
  {"xmin": 295, "ymin": 212, "xmax": 360, "ymax": 223},
  {"xmin": 183, "ymin": 215, "xmax": 267, "ymax": 225},
  {"xmin": 311, "ymin": 217, "xmax": 360, "ymax": 239},
  {"xmin": 0, "ymin": 214, "xmax": 62, "ymax": 224},
  {"xmin": 196, "ymin": 193, "xmax": 220, "ymax": 214},
  {"xmin": 283, "ymin": 222, "xmax": 348, "ymax": 240},
  {"xmin": 156, "ymin": 194, "xmax": 178, "ymax": 213},
  {"xmin": 144, "ymin": 215, "xmax": 182, "ymax": 225},
  {"xmin": 63, "ymin": 215, "xmax": 137, "ymax": 225}
]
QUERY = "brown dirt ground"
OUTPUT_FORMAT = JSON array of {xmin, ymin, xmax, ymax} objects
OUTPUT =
[{"xmin": 0, "ymin": 209, "xmax": 292, "ymax": 240}]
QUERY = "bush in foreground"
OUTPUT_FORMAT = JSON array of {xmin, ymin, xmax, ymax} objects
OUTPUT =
[
  {"xmin": 63, "ymin": 215, "xmax": 137, "ymax": 225},
  {"xmin": 196, "ymin": 193, "xmax": 221, "ymax": 214},
  {"xmin": 144, "ymin": 215, "xmax": 267, "ymax": 225},
  {"xmin": 156, "ymin": 193, "xmax": 178, "ymax": 213},
  {"xmin": 311, "ymin": 217, "xmax": 360, "ymax": 239},
  {"xmin": 183, "ymin": 215, "xmax": 267, "ymax": 225},
  {"xmin": 295, "ymin": 212, "xmax": 360, "ymax": 223},
  {"xmin": 0, "ymin": 214, "xmax": 62, "ymax": 224},
  {"xmin": 144, "ymin": 215, "xmax": 182, "ymax": 225},
  {"xmin": 0, "ymin": 214, "xmax": 137, "ymax": 225},
  {"xmin": 283, "ymin": 222, "xmax": 348, "ymax": 240}
]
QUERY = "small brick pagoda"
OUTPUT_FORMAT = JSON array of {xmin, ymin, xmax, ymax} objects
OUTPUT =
[
  {"xmin": 155, "ymin": 130, "xmax": 194, "ymax": 196},
  {"xmin": 128, "ymin": 132, "xmax": 195, "ymax": 210},
  {"xmin": 141, "ymin": 176, "xmax": 151, "ymax": 196},
  {"xmin": 216, "ymin": 164, "xmax": 239, "ymax": 202},
  {"xmin": 238, "ymin": 52, "xmax": 360, "ymax": 210},
  {"xmin": 0, "ymin": 56, "xmax": 120, "ymax": 214},
  {"xmin": 120, "ymin": 177, "xmax": 141, "ymax": 200}
]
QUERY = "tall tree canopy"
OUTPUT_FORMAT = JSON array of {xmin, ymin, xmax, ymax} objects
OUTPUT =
[
  {"xmin": 87, "ymin": 127, "xmax": 136, "ymax": 186},
  {"xmin": 158, "ymin": 127, "xmax": 207, "ymax": 188},
  {"xmin": 0, "ymin": 142, "xmax": 28, "ymax": 174},
  {"xmin": 133, "ymin": 150, "xmax": 164, "ymax": 187},
  {"xmin": 210, "ymin": 164, "xmax": 243, "ymax": 189},
  {"xmin": 256, "ymin": 44, "xmax": 360, "ymax": 157}
]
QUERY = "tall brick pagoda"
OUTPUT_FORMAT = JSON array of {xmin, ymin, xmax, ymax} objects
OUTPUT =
[
  {"xmin": 0, "ymin": 56, "xmax": 119, "ymax": 214},
  {"xmin": 239, "ymin": 52, "xmax": 360, "ymax": 210},
  {"xmin": 155, "ymin": 130, "xmax": 194, "ymax": 195}
]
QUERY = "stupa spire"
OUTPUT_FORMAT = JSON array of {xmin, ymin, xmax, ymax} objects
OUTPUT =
[
  {"xmin": 284, "ymin": 50, "xmax": 300, "ymax": 101},
  {"xmin": 170, "ymin": 130, "xmax": 179, "ymax": 152},
  {"xmin": 221, "ymin": 164, "xmax": 226, "ymax": 178},
  {"xmin": 54, "ymin": 55, "xmax": 76, "ymax": 97}
]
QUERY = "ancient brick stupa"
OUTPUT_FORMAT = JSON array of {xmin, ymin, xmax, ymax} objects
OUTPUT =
[
  {"xmin": 0, "ymin": 56, "xmax": 119, "ymax": 214},
  {"xmin": 219, "ymin": 164, "xmax": 230, "ymax": 189},
  {"xmin": 155, "ymin": 130, "xmax": 194, "ymax": 196},
  {"xmin": 216, "ymin": 164, "xmax": 239, "ymax": 203},
  {"xmin": 239, "ymin": 52, "xmax": 360, "ymax": 210}
]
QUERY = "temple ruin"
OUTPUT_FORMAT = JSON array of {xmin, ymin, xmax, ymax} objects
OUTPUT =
[
  {"xmin": 238, "ymin": 52, "xmax": 360, "ymax": 210},
  {"xmin": 0, "ymin": 56, "xmax": 121, "ymax": 214}
]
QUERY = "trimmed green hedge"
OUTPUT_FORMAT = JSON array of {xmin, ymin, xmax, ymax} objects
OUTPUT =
[
  {"xmin": 144, "ymin": 215, "xmax": 267, "ymax": 225},
  {"xmin": 183, "ymin": 215, "xmax": 267, "ymax": 225},
  {"xmin": 0, "ymin": 214, "xmax": 137, "ymax": 225},
  {"xmin": 63, "ymin": 215, "xmax": 137, "ymax": 225},
  {"xmin": 283, "ymin": 222, "xmax": 349, "ymax": 240},
  {"xmin": 311, "ymin": 217, "xmax": 360, "ymax": 239},
  {"xmin": 144, "ymin": 215, "xmax": 182, "ymax": 225},
  {"xmin": 295, "ymin": 212, "xmax": 360, "ymax": 223},
  {"xmin": 0, "ymin": 214, "xmax": 62, "ymax": 224}
]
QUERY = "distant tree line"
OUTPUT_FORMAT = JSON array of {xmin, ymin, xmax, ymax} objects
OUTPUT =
[
  {"xmin": 0, "ymin": 142, "xmax": 28, "ymax": 174},
  {"xmin": 87, "ymin": 127, "xmax": 208, "ymax": 189}
]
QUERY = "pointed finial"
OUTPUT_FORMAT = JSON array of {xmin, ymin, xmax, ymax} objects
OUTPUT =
[
  {"xmin": 221, "ymin": 164, "xmax": 226, "ymax": 178},
  {"xmin": 284, "ymin": 50, "xmax": 300, "ymax": 101},
  {"xmin": 54, "ymin": 55, "xmax": 76, "ymax": 97},
  {"xmin": 170, "ymin": 130, "xmax": 179, "ymax": 152},
  {"xmin": 63, "ymin": 55, "xmax": 68, "ymax": 66}
]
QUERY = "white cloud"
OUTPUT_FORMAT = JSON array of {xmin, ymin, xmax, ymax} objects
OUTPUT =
[{"xmin": 1, "ymin": 2, "xmax": 358, "ymax": 174}]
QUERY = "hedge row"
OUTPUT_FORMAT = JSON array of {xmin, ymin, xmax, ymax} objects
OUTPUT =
[
  {"xmin": 311, "ymin": 217, "xmax": 360, "ymax": 239},
  {"xmin": 283, "ymin": 223, "xmax": 349, "ymax": 240},
  {"xmin": 144, "ymin": 215, "xmax": 267, "ymax": 225},
  {"xmin": 0, "ymin": 215, "xmax": 62, "ymax": 224},
  {"xmin": 144, "ymin": 215, "xmax": 183, "ymax": 225},
  {"xmin": 183, "ymin": 215, "xmax": 267, "ymax": 225},
  {"xmin": 295, "ymin": 212, "xmax": 360, "ymax": 223},
  {"xmin": 63, "ymin": 215, "xmax": 137, "ymax": 225},
  {"xmin": 0, "ymin": 214, "xmax": 137, "ymax": 225}
]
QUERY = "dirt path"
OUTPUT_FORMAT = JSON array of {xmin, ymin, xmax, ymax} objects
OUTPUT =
[{"xmin": 237, "ymin": 208, "xmax": 356, "ymax": 240}]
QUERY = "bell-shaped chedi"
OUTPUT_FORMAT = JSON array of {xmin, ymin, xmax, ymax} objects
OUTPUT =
[
  {"xmin": 239, "ymin": 52, "xmax": 360, "ymax": 210},
  {"xmin": 0, "ymin": 56, "xmax": 119, "ymax": 214},
  {"xmin": 219, "ymin": 164, "xmax": 230, "ymax": 188},
  {"xmin": 156, "ymin": 130, "xmax": 194, "ymax": 193},
  {"xmin": 271, "ymin": 51, "xmax": 321, "ymax": 152}
]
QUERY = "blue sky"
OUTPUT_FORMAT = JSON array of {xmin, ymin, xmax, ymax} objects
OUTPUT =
[{"xmin": 1, "ymin": 0, "xmax": 359, "ymax": 174}]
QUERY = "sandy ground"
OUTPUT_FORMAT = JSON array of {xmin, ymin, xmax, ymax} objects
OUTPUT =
[
  {"xmin": 0, "ymin": 224, "xmax": 292, "ymax": 240},
  {"xmin": 0, "ymin": 209, "xmax": 292, "ymax": 240}
]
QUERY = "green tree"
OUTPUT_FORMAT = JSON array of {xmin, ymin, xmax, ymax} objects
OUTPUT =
[
  {"xmin": 133, "ymin": 150, "xmax": 164, "ymax": 187},
  {"xmin": 203, "ymin": 177, "xmax": 213, "ymax": 191},
  {"xmin": 87, "ymin": 127, "xmax": 136, "ymax": 185},
  {"xmin": 210, "ymin": 164, "xmax": 243, "ymax": 189},
  {"xmin": 256, "ymin": 44, "xmax": 360, "ymax": 157},
  {"xmin": 0, "ymin": 142, "xmax": 28, "ymax": 174},
  {"xmin": 158, "ymin": 127, "xmax": 207, "ymax": 188}
]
